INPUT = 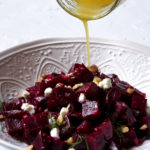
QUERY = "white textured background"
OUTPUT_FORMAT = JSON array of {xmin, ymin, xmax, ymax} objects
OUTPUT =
[
  {"xmin": 0, "ymin": 0, "xmax": 150, "ymax": 149},
  {"xmin": 0, "ymin": 0, "xmax": 150, "ymax": 52}
]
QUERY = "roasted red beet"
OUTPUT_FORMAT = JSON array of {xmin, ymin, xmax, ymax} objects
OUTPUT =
[
  {"xmin": 27, "ymin": 81, "xmax": 46, "ymax": 97},
  {"xmin": 44, "ymin": 73, "xmax": 68, "ymax": 88},
  {"xmin": 32, "ymin": 131, "xmax": 51, "ymax": 150},
  {"xmin": 76, "ymin": 120, "xmax": 93, "ymax": 134},
  {"xmin": 7, "ymin": 118, "xmax": 23, "ymax": 133},
  {"xmin": 3, "ymin": 110, "xmax": 29, "ymax": 119},
  {"xmin": 77, "ymin": 82, "xmax": 103, "ymax": 100},
  {"xmin": 82, "ymin": 101, "xmax": 101, "ymax": 120},
  {"xmin": 137, "ymin": 116, "xmax": 150, "ymax": 137},
  {"xmin": 22, "ymin": 112, "xmax": 49, "ymax": 138},
  {"xmin": 113, "ymin": 102, "xmax": 136, "ymax": 126},
  {"xmin": 104, "ymin": 87, "xmax": 121, "ymax": 108},
  {"xmin": 68, "ymin": 64, "xmax": 93, "ymax": 86},
  {"xmin": 121, "ymin": 128, "xmax": 139, "ymax": 148},
  {"xmin": 131, "ymin": 93, "xmax": 147, "ymax": 117},
  {"xmin": 2, "ymin": 97, "xmax": 25, "ymax": 111},
  {"xmin": 52, "ymin": 86, "xmax": 78, "ymax": 106},
  {"xmin": 85, "ymin": 119, "xmax": 113, "ymax": 150}
]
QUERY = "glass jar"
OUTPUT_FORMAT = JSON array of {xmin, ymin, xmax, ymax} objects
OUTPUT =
[{"xmin": 57, "ymin": 0, "xmax": 122, "ymax": 20}]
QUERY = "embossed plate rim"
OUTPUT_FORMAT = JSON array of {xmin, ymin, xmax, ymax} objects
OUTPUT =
[{"xmin": 1, "ymin": 37, "xmax": 150, "ymax": 59}]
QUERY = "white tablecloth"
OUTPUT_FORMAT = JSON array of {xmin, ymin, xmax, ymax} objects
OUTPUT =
[{"xmin": 0, "ymin": 0, "xmax": 150, "ymax": 149}]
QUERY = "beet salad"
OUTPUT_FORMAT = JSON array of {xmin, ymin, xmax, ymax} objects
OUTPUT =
[{"xmin": 0, "ymin": 63, "xmax": 150, "ymax": 150}]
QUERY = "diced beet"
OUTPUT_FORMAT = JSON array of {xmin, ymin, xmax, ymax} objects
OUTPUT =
[
  {"xmin": 68, "ymin": 64, "xmax": 93, "ymax": 86},
  {"xmin": 104, "ymin": 87, "xmax": 121, "ymax": 108},
  {"xmin": 137, "ymin": 116, "xmax": 150, "ymax": 137},
  {"xmin": 82, "ymin": 101, "xmax": 101, "ymax": 120},
  {"xmin": 47, "ymin": 95, "xmax": 60, "ymax": 112},
  {"xmin": 68, "ymin": 112, "xmax": 83, "ymax": 127},
  {"xmin": 27, "ymin": 81, "xmax": 46, "ymax": 97},
  {"xmin": 51, "ymin": 138, "xmax": 66, "ymax": 150},
  {"xmin": 77, "ymin": 82, "xmax": 103, "ymax": 100},
  {"xmin": 33, "ymin": 96, "xmax": 48, "ymax": 112},
  {"xmin": 44, "ymin": 73, "xmax": 68, "ymax": 88},
  {"xmin": 85, "ymin": 119, "xmax": 113, "ymax": 150},
  {"xmin": 32, "ymin": 131, "xmax": 51, "ymax": 150},
  {"xmin": 107, "ymin": 74, "xmax": 120, "ymax": 84},
  {"xmin": 7, "ymin": 119, "xmax": 23, "ymax": 133},
  {"xmin": 60, "ymin": 116, "xmax": 74, "ymax": 140},
  {"xmin": 113, "ymin": 102, "xmax": 136, "ymax": 126},
  {"xmin": 3, "ymin": 110, "xmax": 29, "ymax": 119},
  {"xmin": 121, "ymin": 128, "xmax": 139, "ymax": 148},
  {"xmin": 76, "ymin": 120, "xmax": 93, "ymax": 134},
  {"xmin": 49, "ymin": 86, "xmax": 78, "ymax": 112},
  {"xmin": 94, "ymin": 118, "xmax": 113, "ymax": 141},
  {"xmin": 2, "ymin": 97, "xmax": 25, "ymax": 111},
  {"xmin": 131, "ymin": 93, "xmax": 147, "ymax": 117},
  {"xmin": 112, "ymin": 102, "xmax": 127, "ymax": 120},
  {"xmin": 22, "ymin": 112, "xmax": 49, "ymax": 138},
  {"xmin": 6, "ymin": 118, "xmax": 24, "ymax": 140}
]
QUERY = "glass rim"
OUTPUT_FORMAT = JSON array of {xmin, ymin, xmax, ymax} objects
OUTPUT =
[{"xmin": 57, "ymin": 0, "xmax": 122, "ymax": 20}]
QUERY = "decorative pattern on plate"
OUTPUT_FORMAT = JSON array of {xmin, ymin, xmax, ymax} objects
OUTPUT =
[{"xmin": 0, "ymin": 38, "xmax": 150, "ymax": 149}]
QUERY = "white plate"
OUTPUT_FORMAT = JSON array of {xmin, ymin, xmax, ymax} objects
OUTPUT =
[{"xmin": 0, "ymin": 37, "xmax": 150, "ymax": 150}]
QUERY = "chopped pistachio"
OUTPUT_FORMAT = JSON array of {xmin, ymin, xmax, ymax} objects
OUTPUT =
[
  {"xmin": 126, "ymin": 88, "xmax": 134, "ymax": 94},
  {"xmin": 93, "ymin": 76, "xmax": 101, "ymax": 84},
  {"xmin": 65, "ymin": 137, "xmax": 74, "ymax": 145},
  {"xmin": 26, "ymin": 145, "xmax": 33, "ymax": 150},
  {"xmin": 56, "ymin": 114, "xmax": 64, "ymax": 125},
  {"xmin": 42, "ymin": 74, "xmax": 47, "ymax": 79},
  {"xmin": 67, "ymin": 73, "xmax": 73, "ymax": 77},
  {"xmin": 37, "ymin": 77, "xmax": 43, "ymax": 82},
  {"xmin": 121, "ymin": 126, "xmax": 129, "ymax": 133},
  {"xmin": 72, "ymin": 83, "xmax": 83, "ymax": 90},
  {"xmin": 89, "ymin": 64, "xmax": 98, "ymax": 73},
  {"xmin": 140, "ymin": 124, "xmax": 148, "ymax": 130},
  {"xmin": 0, "ymin": 115, "xmax": 3, "ymax": 119}
]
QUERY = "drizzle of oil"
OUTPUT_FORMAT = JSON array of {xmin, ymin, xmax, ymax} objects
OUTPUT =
[{"xmin": 82, "ymin": 20, "xmax": 90, "ymax": 68}]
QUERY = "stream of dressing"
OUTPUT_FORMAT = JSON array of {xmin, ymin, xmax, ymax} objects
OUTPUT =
[{"xmin": 74, "ymin": 0, "xmax": 116, "ymax": 68}]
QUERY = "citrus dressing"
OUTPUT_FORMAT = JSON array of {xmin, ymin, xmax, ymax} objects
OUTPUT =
[{"xmin": 73, "ymin": 0, "xmax": 116, "ymax": 68}]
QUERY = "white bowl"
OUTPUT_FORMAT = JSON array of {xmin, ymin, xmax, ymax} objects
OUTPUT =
[{"xmin": 0, "ymin": 38, "xmax": 150, "ymax": 150}]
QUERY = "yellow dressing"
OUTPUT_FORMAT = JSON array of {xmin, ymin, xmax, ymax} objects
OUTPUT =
[{"xmin": 73, "ymin": 0, "xmax": 116, "ymax": 20}]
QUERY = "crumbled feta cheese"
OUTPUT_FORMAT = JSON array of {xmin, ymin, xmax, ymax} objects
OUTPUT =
[
  {"xmin": 21, "ymin": 103, "xmax": 35, "ymax": 115},
  {"xmin": 22, "ymin": 90, "xmax": 30, "ymax": 98},
  {"xmin": 60, "ymin": 104, "xmax": 70, "ymax": 116},
  {"xmin": 79, "ymin": 93, "xmax": 86, "ymax": 103},
  {"xmin": 44, "ymin": 87, "xmax": 53, "ymax": 97},
  {"xmin": 50, "ymin": 128, "xmax": 60, "ymax": 139},
  {"xmin": 68, "ymin": 148, "xmax": 75, "ymax": 150},
  {"xmin": 98, "ymin": 78, "xmax": 112, "ymax": 90}
]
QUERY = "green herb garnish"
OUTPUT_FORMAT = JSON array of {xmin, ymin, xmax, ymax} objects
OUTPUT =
[
  {"xmin": 69, "ymin": 135, "xmax": 89, "ymax": 150},
  {"xmin": 0, "ymin": 101, "xmax": 2, "ymax": 112},
  {"xmin": 48, "ymin": 114, "xmax": 59, "ymax": 129}
]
